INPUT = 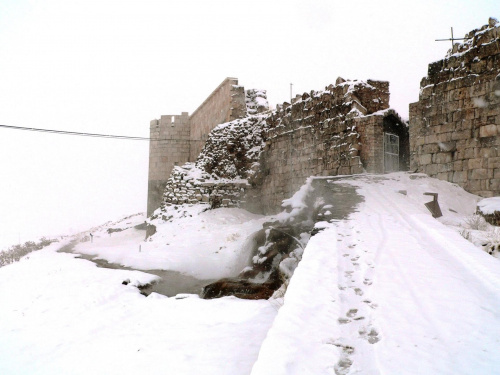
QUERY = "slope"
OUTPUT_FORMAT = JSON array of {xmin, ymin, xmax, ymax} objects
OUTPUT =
[{"xmin": 251, "ymin": 173, "xmax": 500, "ymax": 375}]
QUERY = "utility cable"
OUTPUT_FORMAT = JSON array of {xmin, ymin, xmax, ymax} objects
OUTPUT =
[{"xmin": 0, "ymin": 124, "xmax": 202, "ymax": 142}]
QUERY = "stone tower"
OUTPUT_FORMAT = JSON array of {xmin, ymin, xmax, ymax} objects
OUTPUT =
[{"xmin": 147, "ymin": 78, "xmax": 248, "ymax": 215}]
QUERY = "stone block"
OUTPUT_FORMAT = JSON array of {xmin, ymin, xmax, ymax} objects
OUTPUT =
[
  {"xmin": 479, "ymin": 124, "xmax": 498, "ymax": 138},
  {"xmin": 452, "ymin": 171, "xmax": 467, "ymax": 183},
  {"xmin": 420, "ymin": 154, "xmax": 432, "ymax": 165},
  {"xmin": 468, "ymin": 158, "xmax": 483, "ymax": 169},
  {"xmin": 424, "ymin": 164, "xmax": 439, "ymax": 175},
  {"xmin": 432, "ymin": 152, "xmax": 452, "ymax": 164},
  {"xmin": 436, "ymin": 172, "xmax": 452, "ymax": 181},
  {"xmin": 422, "ymin": 143, "xmax": 440, "ymax": 154},
  {"xmin": 470, "ymin": 169, "xmax": 489, "ymax": 180}
]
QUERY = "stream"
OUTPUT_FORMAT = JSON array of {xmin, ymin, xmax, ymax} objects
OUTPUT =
[{"xmin": 57, "ymin": 241, "xmax": 215, "ymax": 297}]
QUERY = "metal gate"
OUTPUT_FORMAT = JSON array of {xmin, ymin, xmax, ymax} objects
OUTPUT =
[{"xmin": 384, "ymin": 133, "xmax": 399, "ymax": 172}]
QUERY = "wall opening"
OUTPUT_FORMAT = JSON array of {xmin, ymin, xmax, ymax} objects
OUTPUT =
[
  {"xmin": 384, "ymin": 133, "xmax": 399, "ymax": 172},
  {"xmin": 383, "ymin": 114, "xmax": 409, "ymax": 171}
]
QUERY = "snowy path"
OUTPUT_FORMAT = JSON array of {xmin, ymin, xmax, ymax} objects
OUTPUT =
[{"xmin": 252, "ymin": 175, "xmax": 500, "ymax": 375}]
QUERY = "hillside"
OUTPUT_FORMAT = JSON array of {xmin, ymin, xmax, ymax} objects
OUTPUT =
[{"xmin": 1, "ymin": 173, "xmax": 499, "ymax": 374}]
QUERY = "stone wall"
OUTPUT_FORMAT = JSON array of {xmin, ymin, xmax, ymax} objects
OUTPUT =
[
  {"xmin": 246, "ymin": 79, "xmax": 408, "ymax": 212},
  {"xmin": 147, "ymin": 112, "xmax": 190, "ymax": 215},
  {"xmin": 410, "ymin": 18, "xmax": 500, "ymax": 197},
  {"xmin": 155, "ymin": 164, "xmax": 247, "ymax": 216},
  {"xmin": 189, "ymin": 77, "xmax": 247, "ymax": 161},
  {"xmin": 150, "ymin": 78, "xmax": 408, "ymax": 216},
  {"xmin": 148, "ymin": 78, "xmax": 258, "ymax": 215}
]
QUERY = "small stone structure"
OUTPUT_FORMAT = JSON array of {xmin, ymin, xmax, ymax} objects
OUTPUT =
[
  {"xmin": 147, "ymin": 78, "xmax": 269, "ymax": 215},
  {"xmin": 410, "ymin": 18, "xmax": 500, "ymax": 197}
]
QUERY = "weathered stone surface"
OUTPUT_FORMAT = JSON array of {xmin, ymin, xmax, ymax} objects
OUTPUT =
[
  {"xmin": 152, "ymin": 78, "xmax": 407, "ymax": 216},
  {"xmin": 410, "ymin": 19, "xmax": 500, "ymax": 197},
  {"xmin": 147, "ymin": 78, "xmax": 269, "ymax": 215}
]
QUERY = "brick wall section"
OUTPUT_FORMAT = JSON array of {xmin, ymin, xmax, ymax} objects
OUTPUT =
[
  {"xmin": 189, "ymin": 78, "xmax": 247, "ymax": 160},
  {"xmin": 410, "ymin": 18, "xmax": 500, "ymax": 197},
  {"xmin": 147, "ymin": 112, "xmax": 191, "ymax": 215}
]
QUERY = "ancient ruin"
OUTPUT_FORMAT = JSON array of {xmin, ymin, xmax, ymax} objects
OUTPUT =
[
  {"xmin": 410, "ymin": 17, "xmax": 500, "ymax": 197},
  {"xmin": 148, "ymin": 77, "xmax": 408, "ymax": 217},
  {"xmin": 145, "ymin": 17, "xmax": 500, "ymax": 302},
  {"xmin": 149, "ymin": 18, "xmax": 500, "ymax": 218},
  {"xmin": 147, "ymin": 78, "xmax": 268, "ymax": 215}
]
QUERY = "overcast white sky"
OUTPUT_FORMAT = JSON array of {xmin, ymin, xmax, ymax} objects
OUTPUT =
[{"xmin": 0, "ymin": 0, "xmax": 497, "ymax": 247}]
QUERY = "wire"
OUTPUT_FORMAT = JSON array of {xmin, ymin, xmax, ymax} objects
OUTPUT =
[
  {"xmin": 0, "ymin": 124, "xmax": 202, "ymax": 142},
  {"xmin": 0, "ymin": 124, "xmax": 149, "ymax": 140}
]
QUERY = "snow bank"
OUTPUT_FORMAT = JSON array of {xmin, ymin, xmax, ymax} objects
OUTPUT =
[
  {"xmin": 251, "ymin": 223, "xmax": 341, "ymax": 375},
  {"xmin": 0, "ymin": 238, "xmax": 276, "ymax": 375},
  {"xmin": 75, "ymin": 207, "xmax": 267, "ymax": 280}
]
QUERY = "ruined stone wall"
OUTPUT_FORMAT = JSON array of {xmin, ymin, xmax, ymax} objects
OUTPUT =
[
  {"xmin": 189, "ymin": 77, "xmax": 247, "ymax": 161},
  {"xmin": 151, "ymin": 78, "xmax": 407, "ymax": 217},
  {"xmin": 147, "ymin": 112, "xmax": 190, "ymax": 215},
  {"xmin": 410, "ymin": 18, "xmax": 500, "ymax": 197},
  {"xmin": 157, "ymin": 164, "xmax": 246, "ymax": 214},
  {"xmin": 245, "ymin": 79, "xmax": 400, "ymax": 213}
]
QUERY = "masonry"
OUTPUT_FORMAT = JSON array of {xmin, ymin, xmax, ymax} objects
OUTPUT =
[
  {"xmin": 410, "ymin": 18, "xmax": 500, "ymax": 197},
  {"xmin": 246, "ymin": 78, "xmax": 409, "ymax": 212},
  {"xmin": 147, "ymin": 78, "xmax": 252, "ymax": 215},
  {"xmin": 150, "ymin": 77, "xmax": 409, "ymax": 215}
]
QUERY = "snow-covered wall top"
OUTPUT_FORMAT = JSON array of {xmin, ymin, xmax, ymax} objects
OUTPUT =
[{"xmin": 245, "ymin": 89, "xmax": 269, "ymax": 116}]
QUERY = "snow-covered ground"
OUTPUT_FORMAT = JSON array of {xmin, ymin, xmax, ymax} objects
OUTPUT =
[
  {"xmin": 1, "ymin": 172, "xmax": 500, "ymax": 374},
  {"xmin": 252, "ymin": 173, "xmax": 500, "ymax": 375},
  {"xmin": 73, "ymin": 207, "xmax": 267, "ymax": 280},
  {"xmin": 0, "ymin": 241, "xmax": 276, "ymax": 375}
]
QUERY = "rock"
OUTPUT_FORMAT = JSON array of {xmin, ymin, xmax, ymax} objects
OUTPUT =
[
  {"xmin": 146, "ymin": 224, "xmax": 156, "ymax": 238},
  {"xmin": 201, "ymin": 277, "xmax": 281, "ymax": 300}
]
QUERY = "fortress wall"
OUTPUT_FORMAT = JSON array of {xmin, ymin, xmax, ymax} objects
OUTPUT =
[
  {"xmin": 147, "ymin": 112, "xmax": 190, "ymax": 215},
  {"xmin": 410, "ymin": 18, "xmax": 500, "ymax": 197},
  {"xmin": 149, "ymin": 78, "xmax": 407, "ymax": 216},
  {"xmin": 245, "ymin": 80, "xmax": 399, "ymax": 213},
  {"xmin": 189, "ymin": 78, "xmax": 246, "ymax": 161}
]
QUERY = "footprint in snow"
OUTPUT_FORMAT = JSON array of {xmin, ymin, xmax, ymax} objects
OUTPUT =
[
  {"xmin": 346, "ymin": 309, "xmax": 358, "ymax": 318},
  {"xmin": 359, "ymin": 326, "xmax": 381, "ymax": 344},
  {"xmin": 334, "ymin": 358, "xmax": 353, "ymax": 375},
  {"xmin": 354, "ymin": 288, "xmax": 364, "ymax": 296}
]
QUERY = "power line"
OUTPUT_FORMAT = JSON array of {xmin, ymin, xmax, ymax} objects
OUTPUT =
[
  {"xmin": 0, "ymin": 124, "xmax": 149, "ymax": 140},
  {"xmin": 0, "ymin": 124, "xmax": 201, "ymax": 142}
]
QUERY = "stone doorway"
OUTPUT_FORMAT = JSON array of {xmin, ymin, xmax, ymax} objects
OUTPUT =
[
  {"xmin": 384, "ymin": 133, "xmax": 400, "ymax": 172},
  {"xmin": 381, "ymin": 113, "xmax": 409, "ymax": 172}
]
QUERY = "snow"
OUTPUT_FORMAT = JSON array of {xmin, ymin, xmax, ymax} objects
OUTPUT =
[
  {"xmin": 477, "ymin": 197, "xmax": 500, "ymax": 215},
  {"xmin": 2, "ymin": 172, "xmax": 500, "ymax": 374},
  {"xmin": 0, "ymin": 224, "xmax": 275, "ymax": 375},
  {"xmin": 76, "ymin": 206, "xmax": 267, "ymax": 280},
  {"xmin": 251, "ymin": 173, "xmax": 500, "ymax": 374}
]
